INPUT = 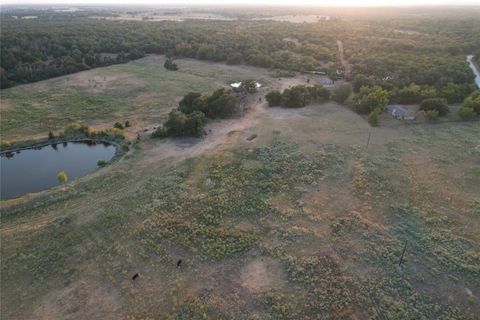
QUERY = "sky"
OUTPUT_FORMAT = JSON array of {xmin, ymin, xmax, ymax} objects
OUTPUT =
[{"xmin": 2, "ymin": 0, "xmax": 480, "ymax": 6}]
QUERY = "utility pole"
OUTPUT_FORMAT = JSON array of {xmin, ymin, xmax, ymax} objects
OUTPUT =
[{"xmin": 366, "ymin": 131, "xmax": 371, "ymax": 149}]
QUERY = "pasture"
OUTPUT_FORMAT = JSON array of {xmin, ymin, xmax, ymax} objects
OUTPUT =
[{"xmin": 0, "ymin": 55, "xmax": 269, "ymax": 141}]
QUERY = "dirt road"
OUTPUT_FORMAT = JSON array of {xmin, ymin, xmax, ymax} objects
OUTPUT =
[{"xmin": 337, "ymin": 40, "xmax": 352, "ymax": 81}]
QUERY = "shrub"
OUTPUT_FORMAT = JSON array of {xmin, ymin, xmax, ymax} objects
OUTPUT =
[
  {"xmin": 240, "ymin": 80, "xmax": 258, "ymax": 93},
  {"xmin": 164, "ymin": 58, "xmax": 178, "ymax": 71},
  {"xmin": 97, "ymin": 159, "xmax": 107, "ymax": 166},
  {"xmin": 463, "ymin": 91, "xmax": 480, "ymax": 115},
  {"xmin": 368, "ymin": 108, "xmax": 381, "ymax": 126},
  {"xmin": 114, "ymin": 122, "xmax": 124, "ymax": 130},
  {"xmin": 64, "ymin": 123, "xmax": 90, "ymax": 136},
  {"xmin": 332, "ymin": 84, "xmax": 352, "ymax": 104},
  {"xmin": 57, "ymin": 171, "xmax": 68, "ymax": 185},
  {"xmin": 48, "ymin": 131, "xmax": 55, "ymax": 140},
  {"xmin": 124, "ymin": 120, "xmax": 131, "ymax": 127},
  {"xmin": 0, "ymin": 140, "xmax": 12, "ymax": 149},
  {"xmin": 458, "ymin": 107, "xmax": 477, "ymax": 121},
  {"xmin": 265, "ymin": 91, "xmax": 282, "ymax": 107},
  {"xmin": 307, "ymin": 85, "xmax": 331, "ymax": 102},
  {"xmin": 419, "ymin": 98, "xmax": 449, "ymax": 117},
  {"xmin": 421, "ymin": 110, "xmax": 439, "ymax": 121}
]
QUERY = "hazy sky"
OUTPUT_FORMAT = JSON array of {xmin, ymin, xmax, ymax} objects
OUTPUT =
[{"xmin": 3, "ymin": 0, "xmax": 480, "ymax": 6}]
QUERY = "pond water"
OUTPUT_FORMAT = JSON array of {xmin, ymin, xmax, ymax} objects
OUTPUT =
[
  {"xmin": 0, "ymin": 141, "xmax": 116, "ymax": 200},
  {"xmin": 467, "ymin": 54, "xmax": 480, "ymax": 88}
]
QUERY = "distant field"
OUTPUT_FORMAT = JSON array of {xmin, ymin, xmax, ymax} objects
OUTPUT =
[
  {"xmin": 91, "ymin": 13, "xmax": 237, "ymax": 21},
  {"xmin": 253, "ymin": 14, "xmax": 330, "ymax": 23},
  {"xmin": 0, "ymin": 55, "xmax": 269, "ymax": 141}
]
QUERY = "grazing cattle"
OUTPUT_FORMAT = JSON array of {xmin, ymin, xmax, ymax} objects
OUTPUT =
[{"xmin": 132, "ymin": 273, "xmax": 139, "ymax": 280}]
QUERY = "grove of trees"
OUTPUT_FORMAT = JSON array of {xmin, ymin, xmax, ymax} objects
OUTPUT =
[
  {"xmin": 153, "ymin": 88, "xmax": 239, "ymax": 137},
  {"xmin": 266, "ymin": 85, "xmax": 331, "ymax": 108}
]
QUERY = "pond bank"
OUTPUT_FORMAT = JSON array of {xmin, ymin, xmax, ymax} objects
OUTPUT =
[{"xmin": 0, "ymin": 136, "xmax": 124, "ymax": 156}]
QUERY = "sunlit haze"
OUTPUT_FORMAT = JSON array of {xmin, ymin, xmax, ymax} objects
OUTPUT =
[{"xmin": 3, "ymin": 0, "xmax": 480, "ymax": 6}]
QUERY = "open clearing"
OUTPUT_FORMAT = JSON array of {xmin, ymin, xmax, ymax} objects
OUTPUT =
[{"xmin": 1, "ymin": 59, "xmax": 480, "ymax": 319}]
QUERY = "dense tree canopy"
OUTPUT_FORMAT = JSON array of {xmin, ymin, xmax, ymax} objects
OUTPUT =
[{"xmin": 1, "ymin": 7, "xmax": 479, "ymax": 106}]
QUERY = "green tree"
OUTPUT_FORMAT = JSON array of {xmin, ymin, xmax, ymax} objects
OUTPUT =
[
  {"xmin": 458, "ymin": 107, "xmax": 477, "ymax": 121},
  {"xmin": 354, "ymin": 86, "xmax": 389, "ymax": 114},
  {"xmin": 463, "ymin": 91, "xmax": 480, "ymax": 115},
  {"xmin": 162, "ymin": 110, "xmax": 205, "ymax": 137},
  {"xmin": 332, "ymin": 84, "xmax": 352, "ymax": 104},
  {"xmin": 281, "ymin": 85, "xmax": 310, "ymax": 108},
  {"xmin": 48, "ymin": 131, "xmax": 55, "ymax": 140},
  {"xmin": 419, "ymin": 98, "xmax": 449, "ymax": 117},
  {"xmin": 265, "ymin": 91, "xmax": 282, "ymax": 107},
  {"xmin": 204, "ymin": 89, "xmax": 238, "ymax": 118},
  {"xmin": 307, "ymin": 85, "xmax": 330, "ymax": 102},
  {"xmin": 179, "ymin": 92, "xmax": 207, "ymax": 114},
  {"xmin": 368, "ymin": 108, "xmax": 381, "ymax": 126}
]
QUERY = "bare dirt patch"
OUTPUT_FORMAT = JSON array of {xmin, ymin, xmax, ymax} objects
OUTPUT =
[
  {"xmin": 239, "ymin": 257, "xmax": 286, "ymax": 293},
  {"xmin": 65, "ymin": 72, "xmax": 146, "ymax": 93},
  {"xmin": 31, "ymin": 278, "xmax": 121, "ymax": 320}
]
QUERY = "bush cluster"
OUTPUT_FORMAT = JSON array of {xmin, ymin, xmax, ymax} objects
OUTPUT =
[
  {"xmin": 62, "ymin": 123, "xmax": 126, "ymax": 139},
  {"xmin": 164, "ymin": 58, "xmax": 178, "ymax": 71},
  {"xmin": 460, "ymin": 91, "xmax": 480, "ymax": 120},
  {"xmin": 419, "ymin": 98, "xmax": 450, "ymax": 117},
  {"xmin": 265, "ymin": 85, "xmax": 331, "ymax": 108}
]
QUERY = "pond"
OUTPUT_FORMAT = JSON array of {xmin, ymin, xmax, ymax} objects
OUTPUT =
[
  {"xmin": 467, "ymin": 54, "xmax": 480, "ymax": 88},
  {"xmin": 0, "ymin": 141, "xmax": 116, "ymax": 200}
]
